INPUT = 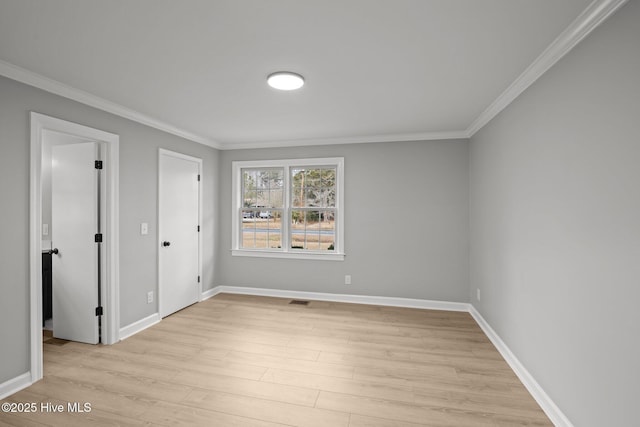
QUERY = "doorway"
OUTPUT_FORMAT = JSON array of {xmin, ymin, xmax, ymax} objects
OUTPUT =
[
  {"xmin": 158, "ymin": 149, "xmax": 202, "ymax": 318},
  {"xmin": 29, "ymin": 112, "xmax": 120, "ymax": 383}
]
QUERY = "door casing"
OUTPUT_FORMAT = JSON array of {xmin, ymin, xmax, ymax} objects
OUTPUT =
[{"xmin": 29, "ymin": 112, "xmax": 120, "ymax": 383}]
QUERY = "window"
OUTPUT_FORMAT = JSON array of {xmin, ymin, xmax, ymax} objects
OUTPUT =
[{"xmin": 232, "ymin": 158, "xmax": 344, "ymax": 260}]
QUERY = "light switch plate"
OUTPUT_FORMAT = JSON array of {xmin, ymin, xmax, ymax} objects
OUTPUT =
[
  {"xmin": 42, "ymin": 223, "xmax": 49, "ymax": 236},
  {"xmin": 141, "ymin": 222, "xmax": 148, "ymax": 235}
]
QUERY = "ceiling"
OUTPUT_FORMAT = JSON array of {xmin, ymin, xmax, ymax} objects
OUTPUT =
[{"xmin": 0, "ymin": 0, "xmax": 620, "ymax": 149}]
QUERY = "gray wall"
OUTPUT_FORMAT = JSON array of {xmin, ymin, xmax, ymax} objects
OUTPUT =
[
  {"xmin": 0, "ymin": 75, "xmax": 219, "ymax": 385},
  {"xmin": 218, "ymin": 140, "xmax": 469, "ymax": 302},
  {"xmin": 469, "ymin": 2, "xmax": 640, "ymax": 426}
]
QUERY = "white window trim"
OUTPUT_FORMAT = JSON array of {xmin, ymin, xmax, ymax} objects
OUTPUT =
[{"xmin": 231, "ymin": 157, "xmax": 345, "ymax": 261}]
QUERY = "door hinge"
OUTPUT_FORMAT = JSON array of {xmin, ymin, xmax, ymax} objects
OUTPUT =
[
  {"xmin": 95, "ymin": 306, "xmax": 103, "ymax": 316},
  {"xmin": 95, "ymin": 160, "xmax": 103, "ymax": 169},
  {"xmin": 197, "ymin": 276, "xmax": 201, "ymax": 283},
  {"xmin": 197, "ymin": 174, "xmax": 201, "ymax": 182},
  {"xmin": 95, "ymin": 233, "xmax": 103, "ymax": 243},
  {"xmin": 197, "ymin": 225, "xmax": 200, "ymax": 232}
]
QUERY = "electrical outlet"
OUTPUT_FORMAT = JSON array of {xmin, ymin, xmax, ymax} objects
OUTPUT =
[
  {"xmin": 345, "ymin": 275, "xmax": 352, "ymax": 285},
  {"xmin": 477, "ymin": 288, "xmax": 481, "ymax": 301},
  {"xmin": 147, "ymin": 291, "xmax": 153, "ymax": 304}
]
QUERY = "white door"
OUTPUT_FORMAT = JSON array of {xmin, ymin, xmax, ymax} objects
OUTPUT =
[
  {"xmin": 51, "ymin": 142, "xmax": 101, "ymax": 344},
  {"xmin": 159, "ymin": 150, "xmax": 200, "ymax": 317}
]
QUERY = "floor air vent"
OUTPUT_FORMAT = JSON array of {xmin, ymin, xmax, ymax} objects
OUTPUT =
[{"xmin": 289, "ymin": 300, "xmax": 309, "ymax": 305}]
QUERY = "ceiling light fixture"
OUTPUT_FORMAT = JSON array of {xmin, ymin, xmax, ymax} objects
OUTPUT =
[{"xmin": 267, "ymin": 72, "xmax": 305, "ymax": 91}]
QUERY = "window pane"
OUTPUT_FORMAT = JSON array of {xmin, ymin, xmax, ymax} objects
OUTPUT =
[
  {"xmin": 322, "ymin": 211, "xmax": 335, "ymax": 251},
  {"xmin": 291, "ymin": 168, "xmax": 305, "ymax": 207},
  {"xmin": 241, "ymin": 212, "xmax": 258, "ymax": 248},
  {"xmin": 291, "ymin": 167, "xmax": 337, "ymax": 208},
  {"xmin": 244, "ymin": 168, "xmax": 283, "ymax": 197},
  {"xmin": 253, "ymin": 212, "xmax": 280, "ymax": 249},
  {"xmin": 305, "ymin": 169, "xmax": 320, "ymax": 207},
  {"xmin": 244, "ymin": 168, "xmax": 284, "ymax": 226},
  {"xmin": 269, "ymin": 189, "xmax": 283, "ymax": 208},
  {"xmin": 242, "ymin": 170, "xmax": 258, "ymax": 207},
  {"xmin": 321, "ymin": 168, "xmax": 335, "ymax": 188},
  {"xmin": 305, "ymin": 169, "xmax": 321, "ymax": 188},
  {"xmin": 242, "ymin": 209, "xmax": 282, "ymax": 249},
  {"xmin": 241, "ymin": 209, "xmax": 257, "ymax": 220},
  {"xmin": 256, "ymin": 171, "xmax": 269, "ymax": 189},
  {"xmin": 291, "ymin": 210, "xmax": 335, "ymax": 251},
  {"xmin": 321, "ymin": 168, "xmax": 336, "ymax": 207},
  {"xmin": 305, "ymin": 187, "xmax": 319, "ymax": 207},
  {"xmin": 304, "ymin": 231, "xmax": 321, "ymax": 251},
  {"xmin": 290, "ymin": 167, "xmax": 337, "ymax": 250},
  {"xmin": 256, "ymin": 169, "xmax": 283, "ymax": 189},
  {"xmin": 290, "ymin": 209, "xmax": 306, "ymax": 249},
  {"xmin": 255, "ymin": 190, "xmax": 268, "ymax": 208}
]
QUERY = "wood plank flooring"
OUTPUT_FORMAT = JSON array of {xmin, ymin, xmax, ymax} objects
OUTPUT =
[{"xmin": 0, "ymin": 294, "xmax": 552, "ymax": 426}]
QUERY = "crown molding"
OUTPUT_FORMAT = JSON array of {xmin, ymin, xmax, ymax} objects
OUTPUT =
[
  {"xmin": 466, "ymin": 0, "xmax": 628, "ymax": 137},
  {"xmin": 0, "ymin": 58, "xmax": 467, "ymax": 150},
  {"xmin": 0, "ymin": 60, "xmax": 223, "ymax": 149},
  {"xmin": 1, "ymin": 0, "xmax": 627, "ymax": 150},
  {"xmin": 219, "ymin": 130, "xmax": 470, "ymax": 150}
]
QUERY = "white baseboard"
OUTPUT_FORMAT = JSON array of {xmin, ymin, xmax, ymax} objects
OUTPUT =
[
  {"xmin": 211, "ymin": 285, "xmax": 470, "ymax": 312},
  {"xmin": 468, "ymin": 305, "xmax": 573, "ymax": 427},
  {"xmin": 201, "ymin": 286, "xmax": 222, "ymax": 301},
  {"xmin": 118, "ymin": 313, "xmax": 160, "ymax": 341},
  {"xmin": 0, "ymin": 372, "xmax": 32, "ymax": 400}
]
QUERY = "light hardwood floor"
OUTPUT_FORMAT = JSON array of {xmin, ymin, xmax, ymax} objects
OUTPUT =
[{"xmin": 0, "ymin": 294, "xmax": 552, "ymax": 426}]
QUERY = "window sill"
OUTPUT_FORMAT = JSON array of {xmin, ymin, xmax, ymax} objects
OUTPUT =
[{"xmin": 231, "ymin": 249, "xmax": 345, "ymax": 261}]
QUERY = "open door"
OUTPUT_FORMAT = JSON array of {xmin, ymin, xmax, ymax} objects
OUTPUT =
[{"xmin": 51, "ymin": 142, "xmax": 102, "ymax": 344}]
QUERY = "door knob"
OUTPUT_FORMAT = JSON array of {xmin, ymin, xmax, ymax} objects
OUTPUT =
[
  {"xmin": 48, "ymin": 248, "xmax": 59, "ymax": 255},
  {"xmin": 162, "ymin": 241, "xmax": 171, "ymax": 247}
]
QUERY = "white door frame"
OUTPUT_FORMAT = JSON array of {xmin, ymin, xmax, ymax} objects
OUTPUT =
[
  {"xmin": 29, "ymin": 112, "xmax": 120, "ymax": 383},
  {"xmin": 158, "ymin": 148, "xmax": 203, "ymax": 317}
]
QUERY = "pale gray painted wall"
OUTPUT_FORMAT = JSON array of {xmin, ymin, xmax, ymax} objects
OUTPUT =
[
  {"xmin": 0, "ymin": 75, "xmax": 219, "ymax": 385},
  {"xmin": 469, "ymin": 2, "xmax": 640, "ymax": 426},
  {"xmin": 218, "ymin": 140, "xmax": 469, "ymax": 302}
]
